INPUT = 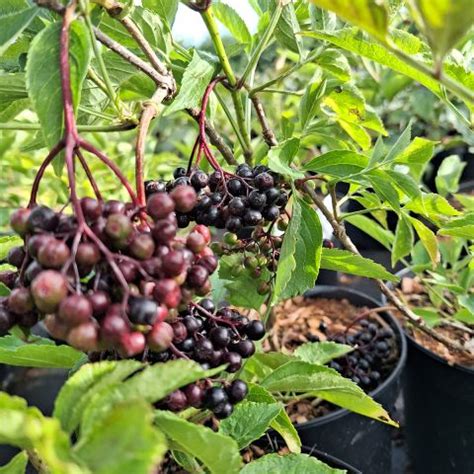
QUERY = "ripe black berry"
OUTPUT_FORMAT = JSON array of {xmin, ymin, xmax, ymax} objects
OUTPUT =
[
  {"xmin": 227, "ymin": 380, "xmax": 248, "ymax": 403},
  {"xmin": 245, "ymin": 320, "xmax": 265, "ymax": 340},
  {"xmin": 244, "ymin": 209, "xmax": 262, "ymax": 226},
  {"xmin": 227, "ymin": 179, "xmax": 244, "ymax": 196},
  {"xmin": 204, "ymin": 387, "xmax": 228, "ymax": 409},
  {"xmin": 249, "ymin": 190, "xmax": 267, "ymax": 210},
  {"xmin": 223, "ymin": 351, "xmax": 242, "ymax": 372},
  {"xmin": 7, "ymin": 246, "xmax": 25, "ymax": 268},
  {"xmin": 128, "ymin": 297, "xmax": 158, "ymax": 325},
  {"xmin": 27, "ymin": 206, "xmax": 58, "ymax": 232},
  {"xmin": 254, "ymin": 172, "xmax": 274, "ymax": 190},
  {"xmin": 191, "ymin": 171, "xmax": 209, "ymax": 190},
  {"xmin": 210, "ymin": 327, "xmax": 231, "ymax": 348},
  {"xmin": 232, "ymin": 339, "xmax": 255, "ymax": 357},
  {"xmin": 185, "ymin": 384, "xmax": 204, "ymax": 408},
  {"xmin": 213, "ymin": 401, "xmax": 233, "ymax": 419},
  {"xmin": 262, "ymin": 205, "xmax": 280, "ymax": 221},
  {"xmin": 167, "ymin": 389, "xmax": 187, "ymax": 411}
]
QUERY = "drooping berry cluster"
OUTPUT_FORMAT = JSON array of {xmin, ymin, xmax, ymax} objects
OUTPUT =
[
  {"xmin": 324, "ymin": 318, "xmax": 396, "ymax": 390},
  {"xmin": 145, "ymin": 164, "xmax": 289, "ymax": 233},
  {"xmin": 1, "ymin": 185, "xmax": 218, "ymax": 357},
  {"xmin": 149, "ymin": 298, "xmax": 265, "ymax": 418}
]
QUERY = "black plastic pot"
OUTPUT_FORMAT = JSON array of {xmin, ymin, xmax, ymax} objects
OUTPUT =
[
  {"xmin": 302, "ymin": 445, "xmax": 361, "ymax": 473},
  {"xmin": 387, "ymin": 269, "xmax": 474, "ymax": 474},
  {"xmin": 0, "ymin": 367, "xmax": 69, "ymax": 466},
  {"xmin": 294, "ymin": 286, "xmax": 407, "ymax": 474}
]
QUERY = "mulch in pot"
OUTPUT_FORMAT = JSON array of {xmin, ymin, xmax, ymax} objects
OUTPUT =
[
  {"xmin": 265, "ymin": 296, "xmax": 400, "ymax": 424},
  {"xmin": 394, "ymin": 275, "xmax": 473, "ymax": 367}
]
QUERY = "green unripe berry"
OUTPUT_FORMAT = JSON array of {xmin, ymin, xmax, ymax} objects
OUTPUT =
[{"xmin": 223, "ymin": 232, "xmax": 238, "ymax": 246}]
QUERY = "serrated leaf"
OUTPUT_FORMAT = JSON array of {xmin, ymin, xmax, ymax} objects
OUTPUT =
[
  {"xmin": 261, "ymin": 361, "xmax": 397, "ymax": 425},
  {"xmin": 267, "ymin": 138, "xmax": 304, "ymax": 179},
  {"xmin": 304, "ymin": 150, "xmax": 369, "ymax": 178},
  {"xmin": 213, "ymin": 2, "xmax": 252, "ymax": 46},
  {"xmin": 438, "ymin": 213, "xmax": 474, "ymax": 239},
  {"xmin": 220, "ymin": 401, "xmax": 282, "ymax": 449},
  {"xmin": 246, "ymin": 384, "xmax": 301, "ymax": 453},
  {"xmin": 338, "ymin": 119, "xmax": 371, "ymax": 150},
  {"xmin": 241, "ymin": 453, "xmax": 344, "ymax": 474},
  {"xmin": 25, "ymin": 20, "xmax": 91, "ymax": 174},
  {"xmin": 309, "ymin": 0, "xmax": 389, "ymax": 42},
  {"xmin": 383, "ymin": 121, "xmax": 412, "ymax": 164},
  {"xmin": 164, "ymin": 51, "xmax": 214, "ymax": 116},
  {"xmin": 80, "ymin": 360, "xmax": 224, "ymax": 438},
  {"xmin": 274, "ymin": 197, "xmax": 322, "ymax": 301},
  {"xmin": 155, "ymin": 410, "xmax": 241, "ymax": 474},
  {"xmin": 317, "ymin": 49, "xmax": 351, "ymax": 81},
  {"xmin": 409, "ymin": 217, "xmax": 439, "ymax": 264},
  {"xmin": 392, "ymin": 215, "xmax": 414, "ymax": 266},
  {"xmin": 385, "ymin": 170, "xmax": 421, "ymax": 200},
  {"xmin": 409, "ymin": 0, "xmax": 474, "ymax": 62},
  {"xmin": 302, "ymin": 29, "xmax": 474, "ymax": 105},
  {"xmin": 0, "ymin": 6, "xmax": 38, "ymax": 56},
  {"xmin": 344, "ymin": 215, "xmax": 394, "ymax": 250},
  {"xmin": 368, "ymin": 170, "xmax": 401, "ymax": 209},
  {"xmin": 275, "ymin": 1, "xmax": 304, "ymax": 56},
  {"xmin": 405, "ymin": 193, "xmax": 460, "ymax": 226},
  {"xmin": 294, "ymin": 341, "xmax": 353, "ymax": 364},
  {"xmin": 0, "ymin": 235, "xmax": 23, "ymax": 260},
  {"xmin": 142, "ymin": 0, "xmax": 179, "ymax": 29},
  {"xmin": 320, "ymin": 248, "xmax": 399, "ymax": 281},
  {"xmin": 75, "ymin": 401, "xmax": 166, "ymax": 474},
  {"xmin": 54, "ymin": 360, "xmax": 142, "ymax": 433},
  {"xmin": 0, "ymin": 335, "xmax": 86, "ymax": 369}
]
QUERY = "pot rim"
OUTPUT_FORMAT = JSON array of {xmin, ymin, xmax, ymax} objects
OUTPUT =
[
  {"xmin": 301, "ymin": 445, "xmax": 362, "ymax": 473},
  {"xmin": 290, "ymin": 285, "xmax": 407, "ymax": 429},
  {"xmin": 386, "ymin": 268, "xmax": 474, "ymax": 375}
]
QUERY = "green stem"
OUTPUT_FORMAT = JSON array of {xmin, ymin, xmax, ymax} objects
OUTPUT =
[
  {"xmin": 201, "ymin": 7, "xmax": 252, "ymax": 161},
  {"xmin": 239, "ymin": 2, "xmax": 283, "ymax": 86},
  {"xmin": 78, "ymin": 105, "xmax": 116, "ymax": 120},
  {"xmin": 250, "ymin": 48, "xmax": 321, "ymax": 96},
  {"xmin": 339, "ymin": 207, "xmax": 386, "ymax": 219},
  {"xmin": 0, "ymin": 122, "xmax": 136, "ymax": 132},
  {"xmin": 386, "ymin": 40, "xmax": 474, "ymax": 105},
  {"xmin": 81, "ymin": 0, "xmax": 127, "ymax": 119}
]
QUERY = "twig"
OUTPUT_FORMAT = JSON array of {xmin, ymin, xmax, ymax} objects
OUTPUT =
[
  {"xmin": 75, "ymin": 148, "xmax": 103, "ymax": 201},
  {"xmin": 135, "ymin": 88, "xmax": 168, "ymax": 206},
  {"xmin": 249, "ymin": 94, "xmax": 278, "ymax": 147},
  {"xmin": 27, "ymin": 450, "xmax": 47, "ymax": 474}
]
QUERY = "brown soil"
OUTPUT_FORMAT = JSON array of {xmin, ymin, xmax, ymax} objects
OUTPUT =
[
  {"xmin": 395, "ymin": 275, "xmax": 474, "ymax": 368},
  {"xmin": 265, "ymin": 296, "xmax": 399, "ymax": 424}
]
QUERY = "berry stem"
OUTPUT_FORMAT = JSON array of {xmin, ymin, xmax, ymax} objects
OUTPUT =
[
  {"xmin": 75, "ymin": 149, "xmax": 103, "ymax": 201},
  {"xmin": 28, "ymin": 140, "xmax": 65, "ymax": 208}
]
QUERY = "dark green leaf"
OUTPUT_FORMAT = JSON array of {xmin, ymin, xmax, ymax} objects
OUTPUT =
[
  {"xmin": 164, "ymin": 51, "xmax": 214, "ymax": 116},
  {"xmin": 320, "ymin": 248, "xmax": 399, "ymax": 281},
  {"xmin": 25, "ymin": 20, "xmax": 91, "ymax": 174},
  {"xmin": 274, "ymin": 197, "xmax": 322, "ymax": 301},
  {"xmin": 275, "ymin": 1, "xmax": 304, "ymax": 56},
  {"xmin": 220, "ymin": 401, "xmax": 282, "ymax": 449},
  {"xmin": 438, "ymin": 213, "xmax": 474, "ymax": 239},
  {"xmin": 294, "ymin": 341, "xmax": 353, "ymax": 364},
  {"xmin": 142, "ymin": 0, "xmax": 179, "ymax": 29},
  {"xmin": 241, "ymin": 453, "xmax": 344, "ymax": 474},
  {"xmin": 75, "ymin": 401, "xmax": 166, "ymax": 474},
  {"xmin": 368, "ymin": 170, "xmax": 401, "ymax": 210},
  {"xmin": 304, "ymin": 150, "xmax": 369, "ymax": 178},
  {"xmin": 0, "ymin": 335, "xmax": 86, "ymax": 369},
  {"xmin": 382, "ymin": 121, "xmax": 411, "ymax": 164},
  {"xmin": 155, "ymin": 410, "xmax": 241, "ymax": 474},
  {"xmin": 317, "ymin": 49, "xmax": 351, "ymax": 81},
  {"xmin": 385, "ymin": 170, "xmax": 421, "ymax": 200},
  {"xmin": 300, "ymin": 80, "xmax": 327, "ymax": 130},
  {"xmin": 0, "ymin": 6, "xmax": 38, "ymax": 56},
  {"xmin": 343, "ymin": 215, "xmax": 394, "ymax": 250}
]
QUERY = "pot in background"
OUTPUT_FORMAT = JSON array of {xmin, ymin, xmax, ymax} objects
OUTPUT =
[
  {"xmin": 293, "ymin": 286, "xmax": 407, "ymax": 474},
  {"xmin": 386, "ymin": 269, "xmax": 474, "ymax": 474}
]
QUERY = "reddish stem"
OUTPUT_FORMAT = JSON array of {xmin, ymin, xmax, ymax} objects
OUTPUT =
[
  {"xmin": 28, "ymin": 140, "xmax": 65, "ymax": 208},
  {"xmin": 75, "ymin": 149, "xmax": 103, "ymax": 201},
  {"xmin": 78, "ymin": 139, "xmax": 138, "ymax": 206}
]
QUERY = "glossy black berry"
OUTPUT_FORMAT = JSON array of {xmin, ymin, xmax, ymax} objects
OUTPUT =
[
  {"xmin": 198, "ymin": 298, "xmax": 215, "ymax": 314},
  {"xmin": 194, "ymin": 338, "xmax": 214, "ymax": 361},
  {"xmin": 244, "ymin": 209, "xmax": 262, "ymax": 226},
  {"xmin": 210, "ymin": 327, "xmax": 231, "ymax": 348},
  {"xmin": 227, "ymin": 179, "xmax": 244, "ymax": 196},
  {"xmin": 248, "ymin": 190, "xmax": 267, "ymax": 210},
  {"xmin": 265, "ymin": 187, "xmax": 280, "ymax": 204},
  {"xmin": 228, "ymin": 197, "xmax": 246, "ymax": 216},
  {"xmin": 223, "ymin": 351, "xmax": 242, "ymax": 372},
  {"xmin": 254, "ymin": 172, "xmax": 274, "ymax": 190},
  {"xmin": 245, "ymin": 320, "xmax": 265, "ymax": 340},
  {"xmin": 226, "ymin": 217, "xmax": 242, "ymax": 233},
  {"xmin": 204, "ymin": 387, "xmax": 228, "ymax": 409},
  {"xmin": 27, "ymin": 206, "xmax": 58, "ymax": 232},
  {"xmin": 128, "ymin": 297, "xmax": 158, "ymax": 325},
  {"xmin": 227, "ymin": 380, "xmax": 248, "ymax": 403},
  {"xmin": 173, "ymin": 167, "xmax": 187, "ymax": 179},
  {"xmin": 191, "ymin": 171, "xmax": 209, "ymax": 190},
  {"xmin": 213, "ymin": 401, "xmax": 233, "ymax": 419},
  {"xmin": 263, "ymin": 205, "xmax": 280, "ymax": 221}
]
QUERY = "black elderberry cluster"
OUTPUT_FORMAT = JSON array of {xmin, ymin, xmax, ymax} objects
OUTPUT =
[
  {"xmin": 1, "ymin": 186, "xmax": 218, "ymax": 357},
  {"xmin": 324, "ymin": 318, "xmax": 396, "ymax": 390},
  {"xmin": 150, "ymin": 299, "xmax": 265, "ymax": 418},
  {"xmin": 145, "ymin": 164, "xmax": 288, "ymax": 233}
]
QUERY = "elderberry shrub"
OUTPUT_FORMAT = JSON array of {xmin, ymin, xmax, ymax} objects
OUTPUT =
[
  {"xmin": 146, "ymin": 164, "xmax": 288, "ymax": 234},
  {"xmin": 326, "ymin": 318, "xmax": 397, "ymax": 391},
  {"xmin": 150, "ymin": 299, "xmax": 264, "ymax": 418},
  {"xmin": 1, "ymin": 187, "xmax": 219, "ymax": 355}
]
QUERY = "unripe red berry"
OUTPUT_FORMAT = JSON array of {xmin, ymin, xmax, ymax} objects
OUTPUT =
[
  {"xmin": 87, "ymin": 290, "xmax": 110, "ymax": 318},
  {"xmin": 8, "ymin": 288, "xmax": 34, "ymax": 314},
  {"xmin": 80, "ymin": 197, "xmax": 103, "ymax": 222},
  {"xmin": 197, "ymin": 255, "xmax": 218, "ymax": 274},
  {"xmin": 27, "ymin": 206, "xmax": 58, "ymax": 232},
  {"xmin": 152, "ymin": 219, "xmax": 177, "ymax": 244},
  {"xmin": 119, "ymin": 331, "xmax": 146, "ymax": 357},
  {"xmin": 58, "ymin": 294, "xmax": 92, "ymax": 326},
  {"xmin": 170, "ymin": 185, "xmax": 197, "ymax": 213},
  {"xmin": 186, "ymin": 265, "xmax": 209, "ymax": 289},
  {"xmin": 10, "ymin": 208, "xmax": 31, "ymax": 236},
  {"xmin": 68, "ymin": 322, "xmax": 99, "ymax": 351},
  {"xmin": 7, "ymin": 246, "xmax": 25, "ymax": 268},
  {"xmin": 76, "ymin": 242, "xmax": 101, "ymax": 267},
  {"xmin": 27, "ymin": 234, "xmax": 54, "ymax": 258},
  {"xmin": 153, "ymin": 279, "xmax": 181, "ymax": 308},
  {"xmin": 43, "ymin": 314, "xmax": 69, "ymax": 341},
  {"xmin": 146, "ymin": 193, "xmax": 175, "ymax": 220},
  {"xmin": 186, "ymin": 232, "xmax": 206, "ymax": 254},
  {"xmin": 146, "ymin": 321, "xmax": 173, "ymax": 352},
  {"xmin": 104, "ymin": 200, "xmax": 126, "ymax": 216},
  {"xmin": 37, "ymin": 239, "xmax": 70, "ymax": 269},
  {"xmin": 101, "ymin": 307, "xmax": 129, "ymax": 344},
  {"xmin": 128, "ymin": 233, "xmax": 155, "ymax": 260},
  {"xmin": 30, "ymin": 270, "xmax": 68, "ymax": 313},
  {"xmin": 192, "ymin": 224, "xmax": 211, "ymax": 244},
  {"xmin": 161, "ymin": 250, "xmax": 186, "ymax": 277},
  {"xmin": 105, "ymin": 214, "xmax": 133, "ymax": 243}
]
